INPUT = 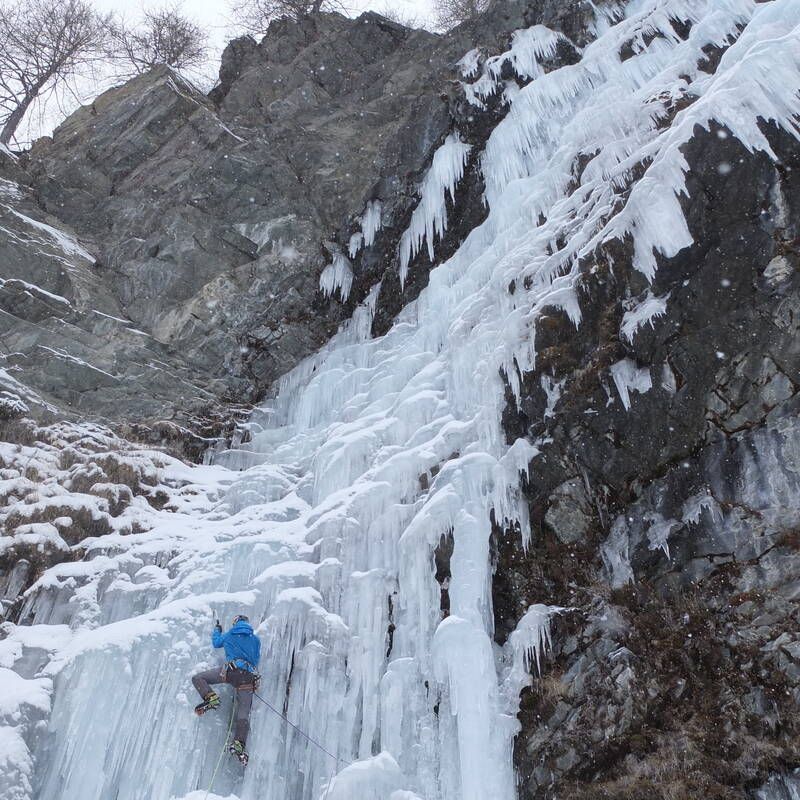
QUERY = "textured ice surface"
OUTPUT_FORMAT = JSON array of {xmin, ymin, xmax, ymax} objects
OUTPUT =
[{"xmin": 4, "ymin": 3, "xmax": 800, "ymax": 800}]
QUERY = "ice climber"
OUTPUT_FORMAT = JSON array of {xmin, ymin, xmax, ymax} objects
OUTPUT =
[{"xmin": 192, "ymin": 614, "xmax": 261, "ymax": 766}]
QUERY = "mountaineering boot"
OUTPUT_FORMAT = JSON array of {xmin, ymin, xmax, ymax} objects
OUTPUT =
[
  {"xmin": 194, "ymin": 691, "xmax": 221, "ymax": 716},
  {"xmin": 229, "ymin": 739, "xmax": 249, "ymax": 766}
]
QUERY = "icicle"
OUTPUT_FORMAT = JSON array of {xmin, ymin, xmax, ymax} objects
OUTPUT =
[
  {"xmin": 398, "ymin": 133, "xmax": 471, "ymax": 288},
  {"xmin": 620, "ymin": 290, "xmax": 669, "ymax": 342},
  {"xmin": 362, "ymin": 200, "xmax": 383, "ymax": 247},
  {"xmin": 320, "ymin": 252, "xmax": 354, "ymax": 302}
]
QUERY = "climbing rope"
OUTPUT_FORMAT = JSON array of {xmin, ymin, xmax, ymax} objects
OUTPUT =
[
  {"xmin": 252, "ymin": 691, "xmax": 350, "ymax": 799},
  {"xmin": 203, "ymin": 696, "xmax": 236, "ymax": 800},
  {"xmin": 252, "ymin": 691, "xmax": 347, "ymax": 765}
]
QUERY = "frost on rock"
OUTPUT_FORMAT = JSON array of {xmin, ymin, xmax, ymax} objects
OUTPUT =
[
  {"xmin": 644, "ymin": 512, "xmax": 682, "ymax": 559},
  {"xmin": 682, "ymin": 492, "xmax": 722, "ymax": 526},
  {"xmin": 6, "ymin": 208, "xmax": 94, "ymax": 263},
  {"xmin": 540, "ymin": 375, "xmax": 563, "ymax": 419},
  {"xmin": 398, "ymin": 133, "xmax": 471, "ymax": 287}
]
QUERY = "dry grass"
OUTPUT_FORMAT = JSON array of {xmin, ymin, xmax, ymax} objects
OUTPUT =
[{"xmin": 535, "ymin": 671, "xmax": 571, "ymax": 703}]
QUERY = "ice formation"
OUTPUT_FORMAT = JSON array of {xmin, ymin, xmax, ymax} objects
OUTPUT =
[
  {"xmin": 462, "ymin": 25, "xmax": 567, "ymax": 108},
  {"xmin": 619, "ymin": 291, "xmax": 669, "ymax": 342},
  {"xmin": 609, "ymin": 358, "xmax": 653, "ymax": 412},
  {"xmin": 3, "ymin": 2, "xmax": 800, "ymax": 800},
  {"xmin": 319, "ymin": 252, "xmax": 354, "ymax": 302},
  {"xmin": 362, "ymin": 201, "xmax": 383, "ymax": 248},
  {"xmin": 398, "ymin": 133, "xmax": 471, "ymax": 287},
  {"xmin": 348, "ymin": 201, "xmax": 383, "ymax": 258}
]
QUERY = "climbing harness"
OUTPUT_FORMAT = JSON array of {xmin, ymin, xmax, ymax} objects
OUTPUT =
[
  {"xmin": 224, "ymin": 660, "xmax": 261, "ymax": 689},
  {"xmin": 203, "ymin": 696, "xmax": 236, "ymax": 800}
]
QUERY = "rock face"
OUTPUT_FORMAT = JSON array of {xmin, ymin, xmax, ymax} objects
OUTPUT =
[
  {"xmin": 497, "ymin": 114, "xmax": 800, "ymax": 800},
  {"xmin": 0, "ymin": 8, "xmax": 552, "ymax": 433}
]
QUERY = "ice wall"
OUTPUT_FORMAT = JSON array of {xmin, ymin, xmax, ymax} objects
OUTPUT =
[{"xmin": 4, "ymin": 2, "xmax": 800, "ymax": 800}]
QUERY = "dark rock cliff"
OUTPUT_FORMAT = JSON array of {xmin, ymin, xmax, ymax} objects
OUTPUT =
[
  {"xmin": 0, "ymin": 7, "xmax": 543, "ymax": 437},
  {"xmin": 495, "ymin": 90, "xmax": 800, "ymax": 800}
]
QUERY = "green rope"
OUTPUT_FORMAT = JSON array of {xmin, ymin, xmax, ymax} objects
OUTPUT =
[{"xmin": 204, "ymin": 696, "xmax": 236, "ymax": 800}]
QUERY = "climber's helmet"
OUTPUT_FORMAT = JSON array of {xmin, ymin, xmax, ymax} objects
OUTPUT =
[{"xmin": 233, "ymin": 614, "xmax": 249, "ymax": 624}]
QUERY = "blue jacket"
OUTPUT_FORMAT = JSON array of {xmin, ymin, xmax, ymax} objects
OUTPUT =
[{"xmin": 212, "ymin": 620, "xmax": 261, "ymax": 672}]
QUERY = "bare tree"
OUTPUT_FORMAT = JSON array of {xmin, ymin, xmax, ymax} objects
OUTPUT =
[
  {"xmin": 228, "ymin": 0, "xmax": 348, "ymax": 35},
  {"xmin": 431, "ymin": 0, "xmax": 489, "ymax": 31},
  {"xmin": 105, "ymin": 4, "xmax": 208, "ymax": 79},
  {"xmin": 375, "ymin": 3, "xmax": 425, "ymax": 29},
  {"xmin": 0, "ymin": 0, "xmax": 107, "ymax": 146}
]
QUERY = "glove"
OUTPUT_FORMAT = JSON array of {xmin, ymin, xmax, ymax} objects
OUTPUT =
[{"xmin": 214, "ymin": 619, "xmax": 222, "ymax": 632}]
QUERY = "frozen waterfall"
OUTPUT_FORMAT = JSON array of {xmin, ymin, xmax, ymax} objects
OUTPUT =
[{"xmin": 3, "ymin": 1, "xmax": 800, "ymax": 799}]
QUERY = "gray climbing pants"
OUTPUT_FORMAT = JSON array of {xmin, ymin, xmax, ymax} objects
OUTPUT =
[{"xmin": 192, "ymin": 666, "xmax": 255, "ymax": 745}]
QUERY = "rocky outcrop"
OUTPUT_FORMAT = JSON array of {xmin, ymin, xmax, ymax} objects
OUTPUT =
[
  {"xmin": 1, "ymin": 6, "xmax": 558, "ymax": 434},
  {"xmin": 496, "ymin": 117, "xmax": 800, "ymax": 798}
]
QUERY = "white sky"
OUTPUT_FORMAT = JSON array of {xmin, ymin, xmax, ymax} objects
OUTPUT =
[
  {"xmin": 17, "ymin": 0, "xmax": 438, "ymax": 143},
  {"xmin": 94, "ymin": 0, "xmax": 438, "ymax": 58}
]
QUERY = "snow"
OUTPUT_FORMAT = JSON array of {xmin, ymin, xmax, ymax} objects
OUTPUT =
[
  {"xmin": 36, "ymin": 345, "xmax": 118, "ymax": 381},
  {"xmin": 4, "ymin": 3, "xmax": 800, "ymax": 800},
  {"xmin": 0, "ymin": 523, "xmax": 69, "ymax": 557},
  {"xmin": 0, "ymin": 177, "xmax": 23, "ymax": 199},
  {"xmin": 398, "ymin": 133, "xmax": 471, "ymax": 287},
  {"xmin": 7, "ymin": 208, "xmax": 94, "ymax": 263},
  {"xmin": 0, "ymin": 278, "xmax": 71, "ymax": 307},
  {"xmin": 91, "ymin": 309, "xmax": 133, "ymax": 324},
  {"xmin": 0, "ymin": 668, "xmax": 51, "ymax": 716}
]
